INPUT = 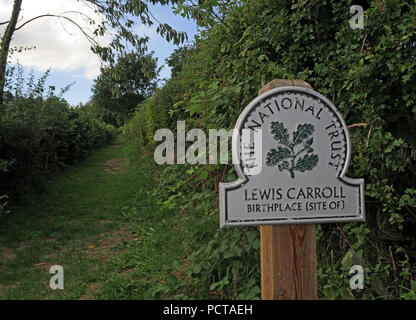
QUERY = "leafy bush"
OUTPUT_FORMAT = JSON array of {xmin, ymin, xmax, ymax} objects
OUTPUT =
[
  {"xmin": 127, "ymin": 0, "xmax": 416, "ymax": 299},
  {"xmin": 0, "ymin": 68, "xmax": 116, "ymax": 201}
]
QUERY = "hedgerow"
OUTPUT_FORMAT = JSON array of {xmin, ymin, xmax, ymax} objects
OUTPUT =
[
  {"xmin": 0, "ymin": 68, "xmax": 116, "ymax": 202},
  {"xmin": 128, "ymin": 0, "xmax": 416, "ymax": 299}
]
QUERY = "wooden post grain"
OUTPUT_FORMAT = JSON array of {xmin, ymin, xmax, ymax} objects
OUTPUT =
[{"xmin": 259, "ymin": 79, "xmax": 317, "ymax": 300}]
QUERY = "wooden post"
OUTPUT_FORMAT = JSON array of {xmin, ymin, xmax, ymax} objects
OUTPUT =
[{"xmin": 259, "ymin": 79, "xmax": 317, "ymax": 300}]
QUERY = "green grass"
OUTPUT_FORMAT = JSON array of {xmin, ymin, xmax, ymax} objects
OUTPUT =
[{"xmin": 0, "ymin": 135, "xmax": 191, "ymax": 299}]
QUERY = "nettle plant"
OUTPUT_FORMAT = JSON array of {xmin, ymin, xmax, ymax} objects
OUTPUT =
[{"xmin": 266, "ymin": 121, "xmax": 319, "ymax": 178}]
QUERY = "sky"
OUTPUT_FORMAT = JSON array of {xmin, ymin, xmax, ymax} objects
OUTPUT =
[{"xmin": 0, "ymin": 0, "xmax": 199, "ymax": 105}]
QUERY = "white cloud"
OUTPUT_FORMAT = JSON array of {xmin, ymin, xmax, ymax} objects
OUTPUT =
[
  {"xmin": 137, "ymin": 24, "xmax": 158, "ymax": 39},
  {"xmin": 0, "ymin": 0, "xmax": 112, "ymax": 79}
]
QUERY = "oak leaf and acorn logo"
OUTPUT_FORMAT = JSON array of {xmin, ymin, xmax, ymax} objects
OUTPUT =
[{"xmin": 266, "ymin": 122, "xmax": 319, "ymax": 178}]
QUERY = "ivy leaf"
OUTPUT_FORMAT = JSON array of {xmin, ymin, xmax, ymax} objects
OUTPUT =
[
  {"xmin": 293, "ymin": 123, "xmax": 314, "ymax": 146},
  {"xmin": 266, "ymin": 147, "xmax": 291, "ymax": 166},
  {"xmin": 270, "ymin": 121, "xmax": 290, "ymax": 146},
  {"xmin": 294, "ymin": 154, "xmax": 319, "ymax": 172}
]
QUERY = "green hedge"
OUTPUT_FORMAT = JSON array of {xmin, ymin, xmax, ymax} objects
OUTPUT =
[
  {"xmin": 0, "ymin": 96, "xmax": 116, "ymax": 200},
  {"xmin": 128, "ymin": 0, "xmax": 416, "ymax": 299}
]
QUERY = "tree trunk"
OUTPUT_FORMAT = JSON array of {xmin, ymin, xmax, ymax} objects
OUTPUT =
[{"xmin": 0, "ymin": 0, "xmax": 23, "ymax": 105}]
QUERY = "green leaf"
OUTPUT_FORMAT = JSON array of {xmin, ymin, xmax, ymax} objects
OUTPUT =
[
  {"xmin": 258, "ymin": 54, "xmax": 267, "ymax": 62},
  {"xmin": 189, "ymin": 105, "xmax": 200, "ymax": 116},
  {"xmin": 166, "ymin": 275, "xmax": 178, "ymax": 286},
  {"xmin": 402, "ymin": 73, "xmax": 412, "ymax": 84},
  {"xmin": 266, "ymin": 147, "xmax": 291, "ymax": 166},
  {"xmin": 200, "ymin": 170, "xmax": 208, "ymax": 179},
  {"xmin": 270, "ymin": 121, "xmax": 290, "ymax": 146},
  {"xmin": 293, "ymin": 123, "xmax": 314, "ymax": 146},
  {"xmin": 209, "ymin": 282, "xmax": 220, "ymax": 291},
  {"xmin": 247, "ymin": 286, "xmax": 260, "ymax": 299}
]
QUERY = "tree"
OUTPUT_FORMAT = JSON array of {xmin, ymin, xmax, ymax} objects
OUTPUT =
[
  {"xmin": 0, "ymin": 0, "xmax": 188, "ymax": 104},
  {"xmin": 0, "ymin": 0, "xmax": 22, "ymax": 105},
  {"xmin": 90, "ymin": 52, "xmax": 158, "ymax": 126},
  {"xmin": 165, "ymin": 45, "xmax": 193, "ymax": 77}
]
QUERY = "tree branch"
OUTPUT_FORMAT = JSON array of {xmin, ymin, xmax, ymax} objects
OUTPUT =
[
  {"xmin": 14, "ymin": 14, "xmax": 98, "ymax": 46},
  {"xmin": 83, "ymin": 0, "xmax": 106, "ymax": 12},
  {"xmin": 347, "ymin": 122, "xmax": 368, "ymax": 128},
  {"xmin": 0, "ymin": 21, "xmax": 9, "ymax": 26},
  {"xmin": 0, "ymin": 0, "xmax": 22, "ymax": 105}
]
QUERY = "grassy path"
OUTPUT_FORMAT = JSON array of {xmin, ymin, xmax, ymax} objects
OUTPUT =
[{"xmin": 0, "ymin": 136, "xmax": 185, "ymax": 299}]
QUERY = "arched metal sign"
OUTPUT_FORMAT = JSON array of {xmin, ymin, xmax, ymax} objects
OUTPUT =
[{"xmin": 219, "ymin": 86, "xmax": 365, "ymax": 227}]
